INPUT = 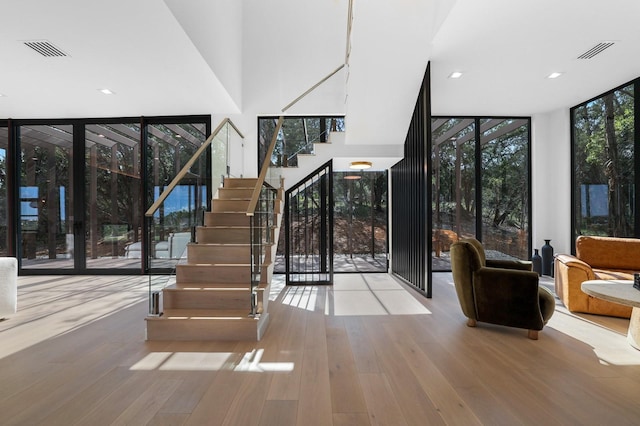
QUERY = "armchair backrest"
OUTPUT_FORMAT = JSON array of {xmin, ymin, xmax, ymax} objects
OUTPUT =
[{"xmin": 450, "ymin": 238, "xmax": 484, "ymax": 319}]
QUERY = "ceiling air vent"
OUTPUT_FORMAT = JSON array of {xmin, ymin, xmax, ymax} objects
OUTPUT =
[
  {"xmin": 23, "ymin": 40, "xmax": 68, "ymax": 57},
  {"xmin": 577, "ymin": 42, "xmax": 614, "ymax": 59}
]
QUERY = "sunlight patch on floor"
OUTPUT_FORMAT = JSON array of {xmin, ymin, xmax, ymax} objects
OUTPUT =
[
  {"xmin": 329, "ymin": 274, "xmax": 431, "ymax": 316},
  {"xmin": 130, "ymin": 349, "xmax": 295, "ymax": 372},
  {"xmin": 0, "ymin": 275, "xmax": 148, "ymax": 360},
  {"xmin": 546, "ymin": 304, "xmax": 640, "ymax": 366}
]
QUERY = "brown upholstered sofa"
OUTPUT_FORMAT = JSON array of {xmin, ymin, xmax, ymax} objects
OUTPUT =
[{"xmin": 554, "ymin": 235, "xmax": 640, "ymax": 318}]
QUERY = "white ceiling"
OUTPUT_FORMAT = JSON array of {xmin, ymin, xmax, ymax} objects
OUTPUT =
[
  {"xmin": 1, "ymin": 0, "xmax": 639, "ymax": 149},
  {"xmin": 430, "ymin": 0, "xmax": 640, "ymax": 116}
]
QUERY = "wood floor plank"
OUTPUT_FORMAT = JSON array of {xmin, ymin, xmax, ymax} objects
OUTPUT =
[
  {"xmin": 385, "ymin": 321, "xmax": 483, "ymax": 425},
  {"xmin": 358, "ymin": 373, "xmax": 408, "ymax": 426},
  {"xmin": 326, "ymin": 324, "xmax": 368, "ymax": 414},
  {"xmin": 111, "ymin": 378, "xmax": 182, "ymax": 425},
  {"xmin": 296, "ymin": 310, "xmax": 333, "ymax": 425},
  {"xmin": 333, "ymin": 412, "xmax": 371, "ymax": 426},
  {"xmin": 342, "ymin": 317, "xmax": 381, "ymax": 373},
  {"xmin": 258, "ymin": 400, "xmax": 298, "ymax": 426},
  {"xmin": 362, "ymin": 316, "xmax": 447, "ymax": 425}
]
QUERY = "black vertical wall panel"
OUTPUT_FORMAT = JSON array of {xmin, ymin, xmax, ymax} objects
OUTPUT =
[{"xmin": 391, "ymin": 64, "xmax": 431, "ymax": 296}]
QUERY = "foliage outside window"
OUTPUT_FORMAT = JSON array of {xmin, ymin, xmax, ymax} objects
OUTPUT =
[
  {"xmin": 572, "ymin": 82, "xmax": 635, "ymax": 238},
  {"xmin": 0, "ymin": 126, "xmax": 7, "ymax": 255},
  {"xmin": 258, "ymin": 117, "xmax": 344, "ymax": 170},
  {"xmin": 432, "ymin": 117, "xmax": 531, "ymax": 270}
]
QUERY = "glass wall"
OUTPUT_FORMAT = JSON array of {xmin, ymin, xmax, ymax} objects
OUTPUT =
[
  {"xmin": 147, "ymin": 122, "xmax": 209, "ymax": 266},
  {"xmin": 431, "ymin": 117, "xmax": 531, "ymax": 271},
  {"xmin": 431, "ymin": 118, "xmax": 476, "ymax": 271},
  {"xmin": 0, "ymin": 115, "xmax": 210, "ymax": 274},
  {"xmin": 85, "ymin": 122, "xmax": 141, "ymax": 269},
  {"xmin": 480, "ymin": 119, "xmax": 530, "ymax": 259},
  {"xmin": 333, "ymin": 170, "xmax": 387, "ymax": 272},
  {"xmin": 257, "ymin": 116, "xmax": 345, "ymax": 169},
  {"xmin": 0, "ymin": 124, "xmax": 8, "ymax": 256},
  {"xmin": 19, "ymin": 124, "xmax": 74, "ymax": 269},
  {"xmin": 572, "ymin": 81, "xmax": 636, "ymax": 239}
]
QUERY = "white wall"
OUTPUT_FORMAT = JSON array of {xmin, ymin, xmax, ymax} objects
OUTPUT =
[{"xmin": 531, "ymin": 108, "xmax": 572, "ymax": 255}]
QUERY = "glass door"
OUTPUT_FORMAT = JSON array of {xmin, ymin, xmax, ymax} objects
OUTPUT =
[
  {"xmin": 84, "ymin": 122, "xmax": 141, "ymax": 270},
  {"xmin": 146, "ymin": 122, "xmax": 209, "ymax": 272},
  {"xmin": 333, "ymin": 170, "xmax": 388, "ymax": 272},
  {"xmin": 0, "ymin": 124, "xmax": 8, "ymax": 256},
  {"xmin": 19, "ymin": 124, "xmax": 74, "ymax": 270}
]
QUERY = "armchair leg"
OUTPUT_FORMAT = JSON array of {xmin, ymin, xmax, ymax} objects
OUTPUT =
[
  {"xmin": 528, "ymin": 330, "xmax": 539, "ymax": 340},
  {"xmin": 466, "ymin": 318, "xmax": 477, "ymax": 327}
]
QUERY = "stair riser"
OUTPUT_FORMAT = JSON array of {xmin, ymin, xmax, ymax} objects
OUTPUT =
[
  {"xmin": 164, "ymin": 289, "xmax": 256, "ymax": 310},
  {"xmin": 223, "ymin": 178, "xmax": 258, "ymax": 189},
  {"xmin": 197, "ymin": 227, "xmax": 250, "ymax": 244},
  {"xmin": 218, "ymin": 188, "xmax": 254, "ymax": 199},
  {"xmin": 176, "ymin": 264, "xmax": 272, "ymax": 284},
  {"xmin": 177, "ymin": 265, "xmax": 251, "ymax": 283},
  {"xmin": 212, "ymin": 199, "xmax": 251, "ymax": 212},
  {"xmin": 187, "ymin": 244, "xmax": 251, "ymax": 263},
  {"xmin": 204, "ymin": 212, "xmax": 251, "ymax": 227},
  {"xmin": 146, "ymin": 313, "xmax": 269, "ymax": 341}
]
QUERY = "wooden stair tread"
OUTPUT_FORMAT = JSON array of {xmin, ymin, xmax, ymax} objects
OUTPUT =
[
  {"xmin": 165, "ymin": 283, "xmax": 264, "ymax": 290},
  {"xmin": 166, "ymin": 285, "xmax": 252, "ymax": 291},
  {"xmin": 197, "ymin": 224, "xmax": 273, "ymax": 228},
  {"xmin": 152, "ymin": 309, "xmax": 257, "ymax": 319}
]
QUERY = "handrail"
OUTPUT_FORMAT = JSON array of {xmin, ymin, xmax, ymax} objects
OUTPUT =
[
  {"xmin": 285, "ymin": 125, "xmax": 339, "ymax": 163},
  {"xmin": 246, "ymin": 116, "xmax": 284, "ymax": 216},
  {"xmin": 145, "ymin": 117, "xmax": 244, "ymax": 217},
  {"xmin": 281, "ymin": 65, "xmax": 345, "ymax": 113}
]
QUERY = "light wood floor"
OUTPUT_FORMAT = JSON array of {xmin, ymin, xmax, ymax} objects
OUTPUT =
[{"xmin": 2, "ymin": 273, "xmax": 640, "ymax": 425}]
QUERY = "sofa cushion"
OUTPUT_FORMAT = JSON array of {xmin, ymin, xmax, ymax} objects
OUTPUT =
[{"xmin": 576, "ymin": 235, "xmax": 640, "ymax": 270}]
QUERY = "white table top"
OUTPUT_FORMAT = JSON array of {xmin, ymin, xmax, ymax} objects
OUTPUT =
[{"xmin": 581, "ymin": 280, "xmax": 640, "ymax": 308}]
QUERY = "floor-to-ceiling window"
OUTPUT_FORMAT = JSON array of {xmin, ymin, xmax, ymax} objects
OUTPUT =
[
  {"xmin": 431, "ymin": 117, "xmax": 531, "ymax": 271},
  {"xmin": 146, "ymin": 121, "xmax": 210, "ymax": 271},
  {"xmin": 333, "ymin": 170, "xmax": 387, "ymax": 272},
  {"xmin": 571, "ymin": 79, "xmax": 638, "ymax": 241},
  {"xmin": 0, "ymin": 122, "xmax": 8, "ymax": 256},
  {"xmin": 84, "ymin": 121, "xmax": 141, "ymax": 270},
  {"xmin": 2, "ymin": 115, "xmax": 210, "ymax": 274},
  {"xmin": 19, "ymin": 124, "xmax": 74, "ymax": 270}
]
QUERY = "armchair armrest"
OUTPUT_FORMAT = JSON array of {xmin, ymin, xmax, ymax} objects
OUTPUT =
[
  {"xmin": 473, "ymin": 267, "xmax": 544, "ymax": 330},
  {"xmin": 554, "ymin": 254, "xmax": 594, "ymax": 312},
  {"xmin": 486, "ymin": 259, "xmax": 532, "ymax": 271}
]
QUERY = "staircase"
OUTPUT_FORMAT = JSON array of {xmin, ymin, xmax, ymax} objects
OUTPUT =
[
  {"xmin": 145, "ymin": 177, "xmax": 283, "ymax": 341},
  {"xmin": 275, "ymin": 130, "xmax": 403, "ymax": 190}
]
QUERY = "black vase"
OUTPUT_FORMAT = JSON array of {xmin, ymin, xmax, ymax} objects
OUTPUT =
[
  {"xmin": 541, "ymin": 239, "xmax": 554, "ymax": 276},
  {"xmin": 531, "ymin": 249, "xmax": 542, "ymax": 276}
]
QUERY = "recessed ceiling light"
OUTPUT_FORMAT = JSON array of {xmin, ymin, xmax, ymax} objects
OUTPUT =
[
  {"xmin": 448, "ymin": 71, "xmax": 463, "ymax": 79},
  {"xmin": 0, "ymin": 93, "xmax": 5, "ymax": 97},
  {"xmin": 99, "ymin": 88, "xmax": 115, "ymax": 95},
  {"xmin": 547, "ymin": 72, "xmax": 563, "ymax": 79}
]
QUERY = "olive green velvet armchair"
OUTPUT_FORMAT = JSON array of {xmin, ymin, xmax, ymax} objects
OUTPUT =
[{"xmin": 450, "ymin": 238, "xmax": 556, "ymax": 340}]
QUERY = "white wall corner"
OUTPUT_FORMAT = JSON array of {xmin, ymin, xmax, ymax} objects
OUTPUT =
[{"xmin": 531, "ymin": 108, "xmax": 572, "ymax": 255}]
